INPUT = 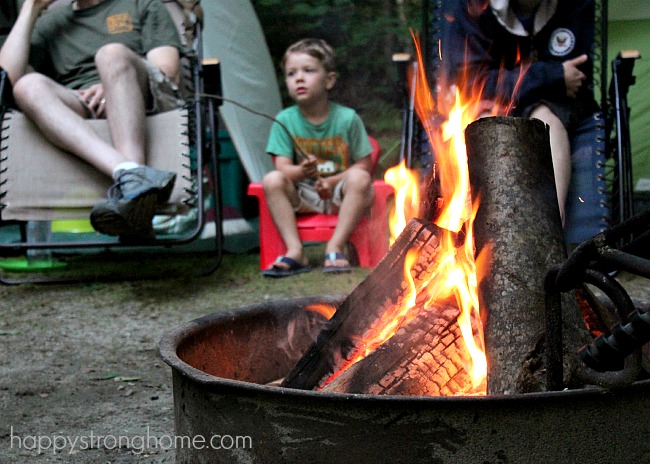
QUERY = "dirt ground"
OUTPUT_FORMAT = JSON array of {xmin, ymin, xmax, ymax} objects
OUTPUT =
[
  {"xmin": 0, "ymin": 248, "xmax": 369, "ymax": 463},
  {"xmin": 0, "ymin": 247, "xmax": 649, "ymax": 463}
]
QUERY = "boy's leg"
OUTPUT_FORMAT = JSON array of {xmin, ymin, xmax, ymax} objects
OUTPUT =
[
  {"xmin": 326, "ymin": 168, "xmax": 373, "ymax": 267},
  {"xmin": 529, "ymin": 105, "xmax": 571, "ymax": 225},
  {"xmin": 262, "ymin": 170, "xmax": 308, "ymax": 268}
]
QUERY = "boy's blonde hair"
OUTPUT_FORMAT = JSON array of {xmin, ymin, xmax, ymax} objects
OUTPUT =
[{"xmin": 281, "ymin": 38, "xmax": 336, "ymax": 73}]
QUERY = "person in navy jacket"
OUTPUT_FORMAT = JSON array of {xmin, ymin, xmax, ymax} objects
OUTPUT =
[{"xmin": 439, "ymin": 0, "xmax": 598, "ymax": 223}]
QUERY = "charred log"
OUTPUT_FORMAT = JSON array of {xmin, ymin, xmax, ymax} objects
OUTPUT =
[
  {"xmin": 282, "ymin": 218, "xmax": 447, "ymax": 391},
  {"xmin": 321, "ymin": 300, "xmax": 479, "ymax": 396}
]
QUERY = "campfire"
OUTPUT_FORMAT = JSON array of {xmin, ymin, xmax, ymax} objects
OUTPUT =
[{"xmin": 274, "ymin": 29, "xmax": 622, "ymax": 397}]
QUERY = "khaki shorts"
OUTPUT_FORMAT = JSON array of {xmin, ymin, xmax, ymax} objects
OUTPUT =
[
  {"xmin": 292, "ymin": 176, "xmax": 375, "ymax": 215},
  {"xmin": 76, "ymin": 58, "xmax": 183, "ymax": 118},
  {"xmin": 293, "ymin": 179, "xmax": 345, "ymax": 215}
]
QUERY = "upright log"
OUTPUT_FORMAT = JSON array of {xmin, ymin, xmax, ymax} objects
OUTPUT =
[{"xmin": 465, "ymin": 117, "xmax": 589, "ymax": 394}]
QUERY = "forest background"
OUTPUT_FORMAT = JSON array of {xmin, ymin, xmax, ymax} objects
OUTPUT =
[{"xmin": 250, "ymin": 0, "xmax": 430, "ymax": 145}]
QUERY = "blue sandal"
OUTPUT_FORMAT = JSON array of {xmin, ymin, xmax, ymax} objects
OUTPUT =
[
  {"xmin": 262, "ymin": 256, "xmax": 312, "ymax": 278},
  {"xmin": 323, "ymin": 252, "xmax": 352, "ymax": 273}
]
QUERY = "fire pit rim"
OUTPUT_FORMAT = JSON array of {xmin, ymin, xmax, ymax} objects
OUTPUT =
[{"xmin": 158, "ymin": 296, "xmax": 650, "ymax": 403}]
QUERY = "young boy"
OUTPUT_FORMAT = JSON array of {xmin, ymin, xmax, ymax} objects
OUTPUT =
[{"xmin": 262, "ymin": 38, "xmax": 374, "ymax": 277}]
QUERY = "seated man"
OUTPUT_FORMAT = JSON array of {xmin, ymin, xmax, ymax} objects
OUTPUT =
[{"xmin": 0, "ymin": 0, "xmax": 184, "ymax": 238}]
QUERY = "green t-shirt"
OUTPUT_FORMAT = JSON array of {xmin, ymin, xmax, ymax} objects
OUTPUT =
[
  {"xmin": 30, "ymin": 0, "xmax": 182, "ymax": 89},
  {"xmin": 266, "ymin": 102, "xmax": 372, "ymax": 176}
]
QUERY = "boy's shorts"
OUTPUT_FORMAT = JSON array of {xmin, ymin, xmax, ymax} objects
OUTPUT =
[
  {"xmin": 75, "ymin": 58, "xmax": 184, "ymax": 119},
  {"xmin": 292, "ymin": 177, "xmax": 375, "ymax": 215}
]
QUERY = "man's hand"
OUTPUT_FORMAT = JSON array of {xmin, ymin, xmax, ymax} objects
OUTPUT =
[
  {"xmin": 300, "ymin": 154, "xmax": 318, "ymax": 180},
  {"xmin": 563, "ymin": 54, "xmax": 588, "ymax": 99},
  {"xmin": 76, "ymin": 84, "xmax": 106, "ymax": 117}
]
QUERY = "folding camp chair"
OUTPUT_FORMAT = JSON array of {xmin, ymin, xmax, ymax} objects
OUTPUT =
[
  {"xmin": 401, "ymin": 0, "xmax": 639, "ymax": 247},
  {"xmin": 0, "ymin": 0, "xmax": 224, "ymax": 283}
]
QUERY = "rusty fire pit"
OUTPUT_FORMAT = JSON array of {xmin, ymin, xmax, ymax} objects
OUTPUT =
[{"xmin": 159, "ymin": 295, "xmax": 650, "ymax": 464}]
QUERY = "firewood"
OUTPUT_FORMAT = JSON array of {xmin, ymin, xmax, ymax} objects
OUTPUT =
[
  {"xmin": 321, "ymin": 300, "xmax": 480, "ymax": 396},
  {"xmin": 281, "ymin": 218, "xmax": 447, "ymax": 390},
  {"xmin": 466, "ymin": 116, "xmax": 591, "ymax": 394}
]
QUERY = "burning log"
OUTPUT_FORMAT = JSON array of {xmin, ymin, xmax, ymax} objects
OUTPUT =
[
  {"xmin": 466, "ymin": 116, "xmax": 590, "ymax": 394},
  {"xmin": 282, "ymin": 218, "xmax": 449, "ymax": 391},
  {"xmin": 321, "ymin": 300, "xmax": 477, "ymax": 396}
]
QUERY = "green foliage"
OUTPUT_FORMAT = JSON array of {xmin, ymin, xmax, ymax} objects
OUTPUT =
[{"xmin": 250, "ymin": 0, "xmax": 426, "ymax": 111}]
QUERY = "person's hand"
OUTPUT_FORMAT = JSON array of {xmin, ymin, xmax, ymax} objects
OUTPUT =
[
  {"xmin": 300, "ymin": 154, "xmax": 318, "ymax": 179},
  {"xmin": 75, "ymin": 84, "xmax": 106, "ymax": 117},
  {"xmin": 563, "ymin": 54, "xmax": 588, "ymax": 99},
  {"xmin": 315, "ymin": 177, "xmax": 333, "ymax": 200}
]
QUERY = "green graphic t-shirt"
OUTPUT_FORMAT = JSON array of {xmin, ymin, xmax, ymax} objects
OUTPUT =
[
  {"xmin": 266, "ymin": 102, "xmax": 372, "ymax": 177},
  {"xmin": 30, "ymin": 0, "xmax": 182, "ymax": 89}
]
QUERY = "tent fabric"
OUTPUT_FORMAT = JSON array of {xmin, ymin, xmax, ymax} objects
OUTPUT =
[
  {"xmin": 202, "ymin": 0, "xmax": 279, "ymax": 183},
  {"xmin": 608, "ymin": 19, "xmax": 650, "ymax": 189}
]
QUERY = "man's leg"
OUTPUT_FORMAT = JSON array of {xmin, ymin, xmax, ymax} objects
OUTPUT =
[
  {"xmin": 262, "ymin": 170, "xmax": 308, "ymax": 268},
  {"xmin": 94, "ymin": 43, "xmax": 150, "ymax": 165},
  {"xmin": 326, "ymin": 168, "xmax": 373, "ymax": 268},
  {"xmin": 12, "ymin": 73, "xmax": 127, "ymax": 176},
  {"xmin": 529, "ymin": 105, "xmax": 571, "ymax": 224}
]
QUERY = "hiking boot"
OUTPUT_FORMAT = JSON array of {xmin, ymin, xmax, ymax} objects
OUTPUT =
[
  {"xmin": 112, "ymin": 166, "xmax": 176, "ymax": 204},
  {"xmin": 90, "ymin": 192, "xmax": 157, "ymax": 238}
]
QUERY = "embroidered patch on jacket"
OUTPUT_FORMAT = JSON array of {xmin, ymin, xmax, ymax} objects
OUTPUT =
[
  {"xmin": 106, "ymin": 13, "xmax": 134, "ymax": 34},
  {"xmin": 548, "ymin": 28, "xmax": 575, "ymax": 57}
]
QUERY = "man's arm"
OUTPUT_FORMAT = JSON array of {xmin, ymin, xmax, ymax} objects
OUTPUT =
[
  {"xmin": 0, "ymin": 0, "xmax": 50, "ymax": 85},
  {"xmin": 146, "ymin": 45, "xmax": 181, "ymax": 85}
]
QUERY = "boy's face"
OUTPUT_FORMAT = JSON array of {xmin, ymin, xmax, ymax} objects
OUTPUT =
[{"xmin": 284, "ymin": 52, "xmax": 336, "ymax": 106}]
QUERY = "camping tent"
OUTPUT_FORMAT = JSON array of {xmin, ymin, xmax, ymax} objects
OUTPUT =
[{"xmin": 202, "ymin": 0, "xmax": 279, "ymax": 184}]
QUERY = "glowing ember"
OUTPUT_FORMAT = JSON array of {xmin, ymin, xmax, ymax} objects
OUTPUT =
[{"xmin": 305, "ymin": 303, "xmax": 337, "ymax": 320}]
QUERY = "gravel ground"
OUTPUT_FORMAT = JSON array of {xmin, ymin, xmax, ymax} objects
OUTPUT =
[{"xmin": 0, "ymin": 248, "xmax": 368, "ymax": 463}]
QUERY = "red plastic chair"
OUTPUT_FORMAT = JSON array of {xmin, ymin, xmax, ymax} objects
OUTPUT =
[{"xmin": 247, "ymin": 136, "xmax": 394, "ymax": 270}]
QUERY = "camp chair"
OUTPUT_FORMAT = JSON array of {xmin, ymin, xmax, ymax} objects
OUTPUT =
[
  {"xmin": 402, "ymin": 0, "xmax": 639, "ymax": 247},
  {"xmin": 0, "ymin": 0, "xmax": 223, "ymax": 283},
  {"xmin": 247, "ymin": 136, "xmax": 394, "ymax": 270}
]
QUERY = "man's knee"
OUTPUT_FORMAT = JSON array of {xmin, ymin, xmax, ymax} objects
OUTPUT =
[
  {"xmin": 13, "ymin": 73, "xmax": 52, "ymax": 107},
  {"xmin": 94, "ymin": 43, "xmax": 138, "ymax": 71}
]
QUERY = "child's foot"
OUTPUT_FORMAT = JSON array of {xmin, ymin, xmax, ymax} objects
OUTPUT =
[
  {"xmin": 323, "ymin": 251, "xmax": 352, "ymax": 273},
  {"xmin": 262, "ymin": 255, "xmax": 311, "ymax": 278}
]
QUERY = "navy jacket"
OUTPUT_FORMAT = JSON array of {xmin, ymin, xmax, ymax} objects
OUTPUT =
[{"xmin": 439, "ymin": 0, "xmax": 596, "ymax": 114}]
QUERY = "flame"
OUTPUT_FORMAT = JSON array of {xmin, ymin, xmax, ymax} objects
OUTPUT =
[
  {"xmin": 412, "ymin": 32, "xmax": 488, "ymax": 392},
  {"xmin": 384, "ymin": 161, "xmax": 420, "ymax": 244},
  {"xmin": 324, "ymin": 31, "xmax": 533, "ymax": 395},
  {"xmin": 332, "ymin": 33, "xmax": 491, "ymax": 395},
  {"xmin": 305, "ymin": 303, "xmax": 337, "ymax": 320}
]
